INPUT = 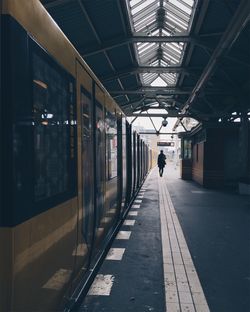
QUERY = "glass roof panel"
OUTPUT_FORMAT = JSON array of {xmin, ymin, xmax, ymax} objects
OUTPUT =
[
  {"xmin": 160, "ymin": 59, "xmax": 170, "ymax": 66},
  {"xmin": 137, "ymin": 42, "xmax": 155, "ymax": 53},
  {"xmin": 133, "ymin": 2, "xmax": 159, "ymax": 22},
  {"xmin": 166, "ymin": 14, "xmax": 188, "ymax": 30},
  {"xmin": 134, "ymin": 10, "xmax": 156, "ymax": 25},
  {"xmin": 131, "ymin": 0, "xmax": 156, "ymax": 15},
  {"xmin": 127, "ymin": 0, "xmax": 196, "ymax": 86},
  {"xmin": 141, "ymin": 73, "xmax": 158, "ymax": 85},
  {"xmin": 130, "ymin": 0, "xmax": 144, "ymax": 7},
  {"xmin": 151, "ymin": 60, "xmax": 160, "ymax": 66},
  {"xmin": 169, "ymin": 0, "xmax": 192, "ymax": 14},
  {"xmin": 161, "ymin": 73, "xmax": 178, "ymax": 85},
  {"xmin": 151, "ymin": 76, "xmax": 168, "ymax": 87},
  {"xmin": 151, "ymin": 29, "xmax": 160, "ymax": 36},
  {"xmin": 161, "ymin": 28, "xmax": 172, "ymax": 36},
  {"xmin": 182, "ymin": 0, "xmax": 194, "ymax": 6}
]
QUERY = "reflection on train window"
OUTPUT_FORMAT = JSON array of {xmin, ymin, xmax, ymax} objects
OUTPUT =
[
  {"xmin": 32, "ymin": 51, "xmax": 76, "ymax": 202},
  {"xmin": 81, "ymin": 87, "xmax": 92, "ymax": 244},
  {"xmin": 106, "ymin": 111, "xmax": 117, "ymax": 179},
  {"xmin": 96, "ymin": 104, "xmax": 105, "ymax": 226}
]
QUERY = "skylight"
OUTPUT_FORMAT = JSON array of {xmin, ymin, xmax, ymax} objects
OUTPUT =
[
  {"xmin": 127, "ymin": 0, "xmax": 196, "ymax": 87},
  {"xmin": 151, "ymin": 76, "xmax": 168, "ymax": 87}
]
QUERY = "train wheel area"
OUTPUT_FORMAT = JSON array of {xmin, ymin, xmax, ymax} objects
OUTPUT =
[{"xmin": 78, "ymin": 164, "xmax": 250, "ymax": 312}]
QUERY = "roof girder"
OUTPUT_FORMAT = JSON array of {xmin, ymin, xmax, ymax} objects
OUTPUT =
[
  {"xmin": 180, "ymin": 0, "xmax": 250, "ymax": 114},
  {"xmin": 81, "ymin": 34, "xmax": 194, "ymax": 56}
]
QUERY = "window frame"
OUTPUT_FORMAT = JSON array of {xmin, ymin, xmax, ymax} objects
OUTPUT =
[{"xmin": 29, "ymin": 38, "xmax": 77, "ymax": 211}]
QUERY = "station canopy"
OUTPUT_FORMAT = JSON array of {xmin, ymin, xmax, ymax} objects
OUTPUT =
[{"xmin": 41, "ymin": 0, "xmax": 250, "ymax": 129}]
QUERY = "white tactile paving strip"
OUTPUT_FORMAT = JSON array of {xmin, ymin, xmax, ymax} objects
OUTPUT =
[{"xmin": 158, "ymin": 177, "xmax": 210, "ymax": 312}]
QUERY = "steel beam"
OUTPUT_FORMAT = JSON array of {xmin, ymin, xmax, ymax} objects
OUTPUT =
[
  {"xmin": 139, "ymin": 132, "xmax": 179, "ymax": 135},
  {"xmin": 177, "ymin": 0, "xmax": 210, "ymax": 87},
  {"xmin": 110, "ymin": 87, "xmax": 229, "ymax": 96},
  {"xmin": 81, "ymin": 35, "xmax": 193, "ymax": 57},
  {"xmin": 110, "ymin": 89, "xmax": 191, "ymax": 95},
  {"xmin": 174, "ymin": 0, "xmax": 250, "ymax": 130},
  {"xmin": 128, "ymin": 113, "xmax": 191, "ymax": 118},
  {"xmin": 132, "ymin": 35, "xmax": 193, "ymax": 43},
  {"xmin": 129, "ymin": 112, "xmax": 241, "ymax": 119},
  {"xmin": 182, "ymin": 0, "xmax": 250, "ymax": 112},
  {"xmin": 44, "ymin": 0, "xmax": 72, "ymax": 9},
  {"xmin": 77, "ymin": 0, "xmax": 130, "ymax": 102},
  {"xmin": 101, "ymin": 66, "xmax": 201, "ymax": 82}
]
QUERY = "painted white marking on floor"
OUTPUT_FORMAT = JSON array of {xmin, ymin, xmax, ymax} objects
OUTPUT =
[
  {"xmin": 116, "ymin": 230, "xmax": 131, "ymax": 240},
  {"xmin": 123, "ymin": 219, "xmax": 136, "ymax": 226},
  {"xmin": 158, "ymin": 173, "xmax": 210, "ymax": 312},
  {"xmin": 132, "ymin": 204, "xmax": 140, "ymax": 209},
  {"xmin": 191, "ymin": 190, "xmax": 209, "ymax": 194},
  {"xmin": 128, "ymin": 211, "xmax": 138, "ymax": 216},
  {"xmin": 134, "ymin": 199, "xmax": 142, "ymax": 203},
  {"xmin": 72, "ymin": 243, "xmax": 88, "ymax": 256},
  {"xmin": 42, "ymin": 269, "xmax": 72, "ymax": 290},
  {"xmin": 87, "ymin": 274, "xmax": 114, "ymax": 296},
  {"xmin": 106, "ymin": 248, "xmax": 125, "ymax": 260},
  {"xmin": 107, "ymin": 208, "xmax": 116, "ymax": 214},
  {"xmin": 137, "ymin": 195, "xmax": 143, "ymax": 199}
]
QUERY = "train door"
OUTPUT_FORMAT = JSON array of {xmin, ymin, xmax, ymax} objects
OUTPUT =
[
  {"xmin": 126, "ymin": 122, "xmax": 132, "ymax": 206},
  {"xmin": 137, "ymin": 134, "xmax": 141, "ymax": 188},
  {"xmin": 74, "ymin": 60, "xmax": 94, "ymax": 276},
  {"xmin": 121, "ymin": 118, "xmax": 127, "ymax": 213},
  {"xmin": 93, "ymin": 84, "xmax": 106, "ymax": 252},
  {"xmin": 118, "ymin": 116, "xmax": 127, "ymax": 216},
  {"xmin": 117, "ymin": 116, "xmax": 123, "ymax": 213},
  {"xmin": 133, "ymin": 131, "xmax": 137, "ymax": 195}
]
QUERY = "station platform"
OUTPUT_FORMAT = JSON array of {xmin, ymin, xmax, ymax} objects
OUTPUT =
[{"xmin": 79, "ymin": 164, "xmax": 250, "ymax": 312}]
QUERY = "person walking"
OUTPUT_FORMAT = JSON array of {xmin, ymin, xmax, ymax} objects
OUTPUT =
[{"xmin": 157, "ymin": 150, "xmax": 166, "ymax": 177}]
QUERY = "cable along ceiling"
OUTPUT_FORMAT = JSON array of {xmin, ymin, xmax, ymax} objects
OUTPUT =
[{"xmin": 128, "ymin": 0, "xmax": 196, "ymax": 87}]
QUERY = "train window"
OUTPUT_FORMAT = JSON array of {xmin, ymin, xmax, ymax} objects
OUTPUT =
[
  {"xmin": 106, "ymin": 111, "xmax": 117, "ymax": 180},
  {"xmin": 32, "ymin": 45, "xmax": 76, "ymax": 203},
  {"xmin": 80, "ymin": 86, "xmax": 93, "ymax": 244},
  {"xmin": 182, "ymin": 139, "xmax": 192, "ymax": 159}
]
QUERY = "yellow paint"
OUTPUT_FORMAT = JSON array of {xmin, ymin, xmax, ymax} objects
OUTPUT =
[
  {"xmin": 0, "ymin": 228, "xmax": 12, "ymax": 312},
  {"xmin": 1, "ymin": 1, "xmax": 126, "ymax": 310},
  {"xmin": 2, "ymin": 0, "xmax": 124, "ymax": 115},
  {"xmin": 95, "ymin": 83, "xmax": 105, "ymax": 106},
  {"xmin": 2, "ymin": 0, "xmax": 100, "ymax": 87},
  {"xmin": 13, "ymin": 198, "xmax": 78, "ymax": 274}
]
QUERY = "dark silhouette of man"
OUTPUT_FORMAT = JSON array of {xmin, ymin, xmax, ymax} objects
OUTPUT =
[{"xmin": 157, "ymin": 150, "xmax": 166, "ymax": 177}]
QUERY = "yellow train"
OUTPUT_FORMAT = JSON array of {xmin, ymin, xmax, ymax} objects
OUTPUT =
[{"xmin": 0, "ymin": 1, "xmax": 153, "ymax": 310}]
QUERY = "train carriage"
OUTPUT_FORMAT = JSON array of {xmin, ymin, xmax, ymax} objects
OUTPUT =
[{"xmin": 0, "ymin": 1, "xmax": 153, "ymax": 311}]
